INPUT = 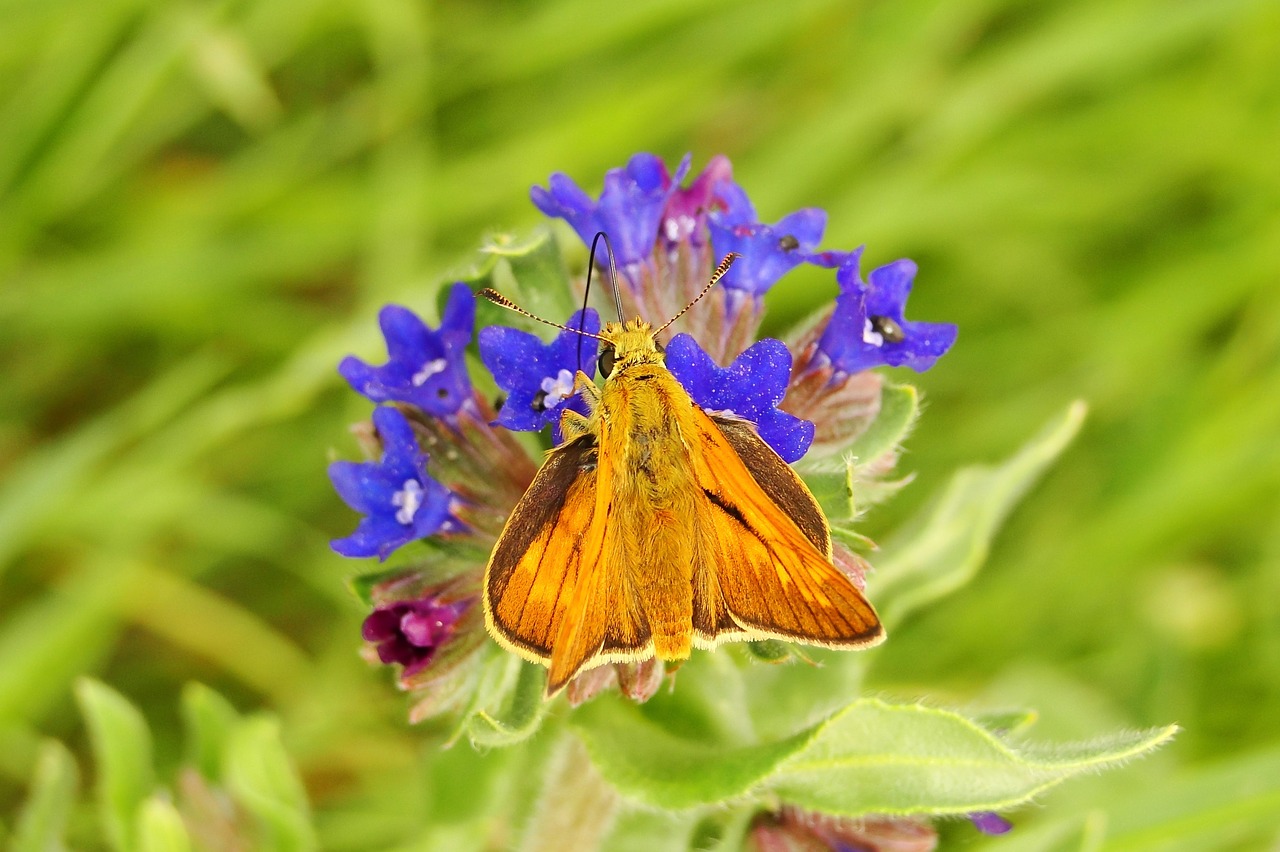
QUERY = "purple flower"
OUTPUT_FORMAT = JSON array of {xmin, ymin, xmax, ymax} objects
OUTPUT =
[
  {"xmin": 969, "ymin": 812, "xmax": 1013, "ymax": 835},
  {"xmin": 338, "ymin": 284, "xmax": 475, "ymax": 418},
  {"xmin": 531, "ymin": 153, "xmax": 692, "ymax": 268},
  {"xmin": 329, "ymin": 407, "xmax": 456, "ymax": 560},
  {"xmin": 660, "ymin": 154, "xmax": 734, "ymax": 248},
  {"xmin": 666, "ymin": 333, "xmax": 814, "ymax": 463},
  {"xmin": 707, "ymin": 181, "xmax": 826, "ymax": 296},
  {"xmin": 478, "ymin": 309, "xmax": 601, "ymax": 441},
  {"xmin": 362, "ymin": 597, "xmax": 471, "ymax": 678},
  {"xmin": 816, "ymin": 254, "xmax": 957, "ymax": 375}
]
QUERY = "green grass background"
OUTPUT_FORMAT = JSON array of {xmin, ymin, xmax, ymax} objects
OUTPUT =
[{"xmin": 1, "ymin": 0, "xmax": 1277, "ymax": 847}]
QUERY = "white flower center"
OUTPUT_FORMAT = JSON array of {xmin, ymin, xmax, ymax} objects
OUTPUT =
[
  {"xmin": 664, "ymin": 214, "xmax": 697, "ymax": 242},
  {"xmin": 540, "ymin": 369, "xmax": 576, "ymax": 408},
  {"xmin": 392, "ymin": 479, "xmax": 424, "ymax": 525},
  {"xmin": 862, "ymin": 317, "xmax": 885, "ymax": 347},
  {"xmin": 702, "ymin": 407, "xmax": 737, "ymax": 419},
  {"xmin": 412, "ymin": 358, "xmax": 447, "ymax": 386}
]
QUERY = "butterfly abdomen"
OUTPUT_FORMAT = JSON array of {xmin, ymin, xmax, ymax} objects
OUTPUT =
[{"xmin": 637, "ymin": 502, "xmax": 696, "ymax": 661}]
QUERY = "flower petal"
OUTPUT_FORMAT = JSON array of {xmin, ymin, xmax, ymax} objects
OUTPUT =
[
  {"xmin": 329, "ymin": 407, "xmax": 456, "ymax": 560},
  {"xmin": 816, "ymin": 255, "xmax": 957, "ymax": 374},
  {"xmin": 337, "ymin": 292, "xmax": 476, "ymax": 417},
  {"xmin": 666, "ymin": 334, "xmax": 814, "ymax": 462},
  {"xmin": 480, "ymin": 309, "xmax": 599, "ymax": 435}
]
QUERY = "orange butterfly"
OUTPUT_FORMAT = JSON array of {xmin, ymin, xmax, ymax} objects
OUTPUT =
[{"xmin": 480, "ymin": 254, "xmax": 883, "ymax": 696}]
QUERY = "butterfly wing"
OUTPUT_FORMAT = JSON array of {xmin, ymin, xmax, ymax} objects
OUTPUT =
[
  {"xmin": 483, "ymin": 434, "xmax": 651, "ymax": 695},
  {"xmin": 687, "ymin": 409, "xmax": 884, "ymax": 648}
]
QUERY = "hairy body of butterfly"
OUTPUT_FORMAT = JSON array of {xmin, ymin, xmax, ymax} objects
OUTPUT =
[{"xmin": 483, "ymin": 318, "xmax": 885, "ymax": 696}]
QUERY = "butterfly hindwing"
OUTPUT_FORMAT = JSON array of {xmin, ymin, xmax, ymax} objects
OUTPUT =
[{"xmin": 688, "ymin": 409, "xmax": 883, "ymax": 648}]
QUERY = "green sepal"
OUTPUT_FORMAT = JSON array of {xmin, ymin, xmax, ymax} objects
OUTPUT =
[
  {"xmin": 74, "ymin": 678, "xmax": 155, "ymax": 852},
  {"xmin": 346, "ymin": 542, "xmax": 489, "ymax": 608},
  {"xmin": 798, "ymin": 382, "xmax": 919, "ymax": 521},
  {"xmin": 744, "ymin": 640, "xmax": 793, "ymax": 663},
  {"xmin": 465, "ymin": 658, "xmax": 547, "ymax": 748},
  {"xmin": 800, "ymin": 456, "xmax": 857, "ymax": 522},
  {"xmin": 871, "ymin": 401, "xmax": 1087, "ymax": 625},
  {"xmin": 846, "ymin": 382, "xmax": 919, "ymax": 466},
  {"xmin": 447, "ymin": 645, "xmax": 548, "ymax": 748}
]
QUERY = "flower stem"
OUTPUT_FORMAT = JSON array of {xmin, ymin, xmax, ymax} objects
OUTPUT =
[{"xmin": 518, "ymin": 735, "xmax": 618, "ymax": 852}]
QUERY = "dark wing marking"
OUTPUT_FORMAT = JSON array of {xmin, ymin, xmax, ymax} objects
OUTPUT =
[{"xmin": 710, "ymin": 415, "xmax": 830, "ymax": 556}]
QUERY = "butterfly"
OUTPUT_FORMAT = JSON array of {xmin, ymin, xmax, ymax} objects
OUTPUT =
[{"xmin": 479, "ymin": 253, "xmax": 883, "ymax": 697}]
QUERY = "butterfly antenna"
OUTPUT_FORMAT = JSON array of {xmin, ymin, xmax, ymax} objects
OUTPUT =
[
  {"xmin": 478, "ymin": 289, "xmax": 606, "ymax": 341},
  {"xmin": 652, "ymin": 252, "xmax": 739, "ymax": 337},
  {"xmin": 576, "ymin": 232, "xmax": 626, "ymax": 370}
]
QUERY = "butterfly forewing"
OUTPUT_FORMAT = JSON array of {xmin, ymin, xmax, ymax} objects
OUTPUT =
[
  {"xmin": 486, "ymin": 437, "xmax": 601, "ymax": 660},
  {"xmin": 688, "ymin": 408, "xmax": 884, "ymax": 648},
  {"xmin": 711, "ymin": 416, "xmax": 832, "ymax": 556}
]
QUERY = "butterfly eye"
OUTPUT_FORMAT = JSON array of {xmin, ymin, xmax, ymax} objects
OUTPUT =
[
  {"xmin": 653, "ymin": 339, "xmax": 665, "ymax": 355},
  {"xmin": 869, "ymin": 315, "xmax": 905, "ymax": 344},
  {"xmin": 597, "ymin": 345, "xmax": 617, "ymax": 378}
]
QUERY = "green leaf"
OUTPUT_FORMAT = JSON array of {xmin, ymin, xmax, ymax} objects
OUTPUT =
[
  {"xmin": 75, "ymin": 678, "xmax": 155, "ymax": 852},
  {"xmin": 575, "ymin": 695, "xmax": 1175, "ymax": 816},
  {"xmin": 767, "ymin": 701, "xmax": 1176, "ymax": 817},
  {"xmin": 501, "ymin": 230, "xmax": 579, "ymax": 323},
  {"xmin": 572, "ymin": 696, "xmax": 813, "ymax": 809},
  {"xmin": 137, "ymin": 796, "xmax": 193, "ymax": 852},
  {"xmin": 872, "ymin": 401, "xmax": 1087, "ymax": 624},
  {"xmin": 972, "ymin": 708, "xmax": 1040, "ymax": 738},
  {"xmin": 224, "ymin": 716, "xmax": 316, "ymax": 852},
  {"xmin": 10, "ymin": 739, "xmax": 79, "ymax": 852},
  {"xmin": 180, "ymin": 682, "xmax": 241, "ymax": 781},
  {"xmin": 466, "ymin": 659, "xmax": 547, "ymax": 747},
  {"xmin": 465, "ymin": 229, "xmax": 579, "ymax": 336}
]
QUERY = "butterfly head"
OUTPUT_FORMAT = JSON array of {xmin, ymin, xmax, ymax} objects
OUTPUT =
[{"xmin": 597, "ymin": 318, "xmax": 664, "ymax": 379}]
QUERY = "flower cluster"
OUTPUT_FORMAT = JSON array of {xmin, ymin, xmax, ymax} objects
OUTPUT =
[{"xmin": 329, "ymin": 152, "xmax": 956, "ymax": 709}]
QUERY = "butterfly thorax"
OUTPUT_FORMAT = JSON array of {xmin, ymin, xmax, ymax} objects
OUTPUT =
[{"xmin": 592, "ymin": 320, "xmax": 699, "ymax": 500}]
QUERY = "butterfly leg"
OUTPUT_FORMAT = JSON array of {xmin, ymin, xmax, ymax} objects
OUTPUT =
[
  {"xmin": 560, "ymin": 409, "xmax": 591, "ymax": 441},
  {"xmin": 574, "ymin": 370, "xmax": 601, "ymax": 412}
]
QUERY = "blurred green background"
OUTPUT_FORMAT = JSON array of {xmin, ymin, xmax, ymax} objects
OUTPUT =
[{"xmin": 2, "ymin": 0, "xmax": 1278, "ymax": 847}]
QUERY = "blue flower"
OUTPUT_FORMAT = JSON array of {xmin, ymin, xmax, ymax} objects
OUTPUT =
[
  {"xmin": 329, "ymin": 407, "xmax": 455, "ymax": 560},
  {"xmin": 816, "ymin": 253, "xmax": 957, "ymax": 374},
  {"xmin": 363, "ymin": 596, "xmax": 471, "ymax": 678},
  {"xmin": 531, "ymin": 153, "xmax": 691, "ymax": 268},
  {"xmin": 338, "ymin": 283, "xmax": 475, "ymax": 418},
  {"xmin": 666, "ymin": 333, "xmax": 814, "ymax": 463},
  {"xmin": 707, "ymin": 180, "xmax": 826, "ymax": 296},
  {"xmin": 478, "ymin": 309, "xmax": 601, "ymax": 441}
]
